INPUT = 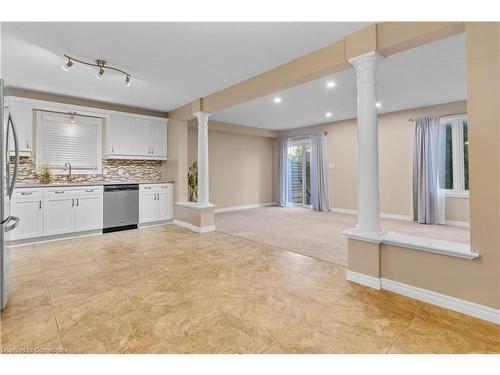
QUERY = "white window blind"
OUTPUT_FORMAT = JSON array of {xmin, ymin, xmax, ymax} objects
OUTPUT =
[{"xmin": 36, "ymin": 111, "xmax": 102, "ymax": 172}]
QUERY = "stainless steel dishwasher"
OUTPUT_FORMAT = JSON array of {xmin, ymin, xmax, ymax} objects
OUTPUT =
[{"xmin": 103, "ymin": 184, "xmax": 139, "ymax": 233}]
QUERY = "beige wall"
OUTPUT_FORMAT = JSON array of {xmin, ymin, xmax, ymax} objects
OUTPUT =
[
  {"xmin": 188, "ymin": 121, "xmax": 276, "ymax": 209},
  {"xmin": 163, "ymin": 119, "xmax": 189, "ymax": 204},
  {"xmin": 279, "ymin": 100, "xmax": 469, "ymax": 222}
]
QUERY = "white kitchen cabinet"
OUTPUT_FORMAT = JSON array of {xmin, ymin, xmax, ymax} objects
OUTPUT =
[
  {"xmin": 105, "ymin": 114, "xmax": 167, "ymax": 160},
  {"xmin": 75, "ymin": 189, "xmax": 103, "ymax": 232},
  {"xmin": 7, "ymin": 97, "xmax": 33, "ymax": 156},
  {"xmin": 43, "ymin": 190, "xmax": 76, "ymax": 236},
  {"xmin": 8, "ymin": 189, "xmax": 43, "ymax": 240},
  {"xmin": 139, "ymin": 183, "xmax": 173, "ymax": 224},
  {"xmin": 107, "ymin": 115, "xmax": 132, "ymax": 155},
  {"xmin": 149, "ymin": 119, "xmax": 167, "ymax": 158},
  {"xmin": 43, "ymin": 186, "xmax": 103, "ymax": 237}
]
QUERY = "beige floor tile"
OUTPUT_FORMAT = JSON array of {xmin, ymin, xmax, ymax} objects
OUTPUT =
[
  {"xmin": 417, "ymin": 303, "xmax": 500, "ymax": 343},
  {"xmin": 323, "ymin": 294, "xmax": 415, "ymax": 339},
  {"xmin": 389, "ymin": 315, "xmax": 500, "ymax": 354},
  {"xmin": 1, "ymin": 285, "xmax": 51, "ymax": 320},
  {"xmin": 53, "ymin": 289, "xmax": 137, "ymax": 334},
  {"xmin": 162, "ymin": 313, "xmax": 273, "ymax": 354},
  {"xmin": 1, "ymin": 306, "xmax": 59, "ymax": 352},
  {"xmin": 60, "ymin": 310, "xmax": 164, "ymax": 353},
  {"xmin": 350, "ymin": 285, "xmax": 424, "ymax": 313},
  {"xmin": 142, "ymin": 297, "xmax": 225, "ymax": 339},
  {"xmin": 267, "ymin": 318, "xmax": 393, "ymax": 354}
]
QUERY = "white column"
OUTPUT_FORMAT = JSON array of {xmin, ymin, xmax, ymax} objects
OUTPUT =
[
  {"xmin": 349, "ymin": 51, "xmax": 384, "ymax": 238},
  {"xmin": 194, "ymin": 111, "xmax": 212, "ymax": 206}
]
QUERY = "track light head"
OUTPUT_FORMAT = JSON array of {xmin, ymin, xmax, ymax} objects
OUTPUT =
[
  {"xmin": 124, "ymin": 75, "xmax": 131, "ymax": 87},
  {"xmin": 96, "ymin": 67, "xmax": 104, "ymax": 79},
  {"xmin": 61, "ymin": 58, "xmax": 73, "ymax": 72}
]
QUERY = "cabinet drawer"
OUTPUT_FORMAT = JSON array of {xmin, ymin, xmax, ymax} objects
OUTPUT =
[
  {"xmin": 140, "ymin": 183, "xmax": 172, "ymax": 192},
  {"xmin": 13, "ymin": 188, "xmax": 43, "ymax": 200},
  {"xmin": 75, "ymin": 186, "xmax": 103, "ymax": 195}
]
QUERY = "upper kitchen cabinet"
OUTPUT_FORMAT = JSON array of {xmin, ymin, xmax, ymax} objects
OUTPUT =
[
  {"xmin": 105, "ymin": 114, "xmax": 167, "ymax": 160},
  {"xmin": 7, "ymin": 97, "xmax": 33, "ymax": 156}
]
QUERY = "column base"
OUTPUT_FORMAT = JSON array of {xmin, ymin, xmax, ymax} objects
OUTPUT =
[{"xmin": 174, "ymin": 202, "xmax": 216, "ymax": 233}]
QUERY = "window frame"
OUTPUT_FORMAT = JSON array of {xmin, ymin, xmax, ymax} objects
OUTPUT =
[
  {"xmin": 439, "ymin": 114, "xmax": 469, "ymax": 198},
  {"xmin": 35, "ymin": 110, "xmax": 103, "ymax": 175}
]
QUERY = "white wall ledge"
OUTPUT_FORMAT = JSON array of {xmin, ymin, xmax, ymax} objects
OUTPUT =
[
  {"xmin": 176, "ymin": 202, "xmax": 217, "ymax": 210},
  {"xmin": 344, "ymin": 229, "xmax": 479, "ymax": 260}
]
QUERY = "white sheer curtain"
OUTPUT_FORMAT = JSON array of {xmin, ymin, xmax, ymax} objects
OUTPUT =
[
  {"xmin": 413, "ymin": 116, "xmax": 446, "ymax": 224},
  {"xmin": 277, "ymin": 138, "xmax": 288, "ymax": 207},
  {"xmin": 310, "ymin": 132, "xmax": 331, "ymax": 212}
]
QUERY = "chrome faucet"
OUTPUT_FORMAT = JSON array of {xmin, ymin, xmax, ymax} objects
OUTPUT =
[{"xmin": 63, "ymin": 162, "xmax": 72, "ymax": 183}]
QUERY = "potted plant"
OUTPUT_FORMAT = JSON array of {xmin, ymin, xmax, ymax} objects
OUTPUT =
[
  {"xmin": 39, "ymin": 164, "xmax": 52, "ymax": 184},
  {"xmin": 187, "ymin": 161, "xmax": 198, "ymax": 202}
]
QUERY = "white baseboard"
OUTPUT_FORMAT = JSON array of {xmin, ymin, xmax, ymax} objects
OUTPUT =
[
  {"xmin": 173, "ymin": 219, "xmax": 215, "ymax": 233},
  {"xmin": 346, "ymin": 270, "xmax": 381, "ymax": 290},
  {"xmin": 347, "ymin": 270, "xmax": 499, "ymax": 325},
  {"xmin": 330, "ymin": 207, "xmax": 411, "ymax": 221},
  {"xmin": 445, "ymin": 220, "xmax": 470, "ymax": 228},
  {"xmin": 215, "ymin": 202, "xmax": 276, "ymax": 213}
]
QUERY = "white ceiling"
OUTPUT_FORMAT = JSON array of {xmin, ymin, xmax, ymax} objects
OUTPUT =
[
  {"xmin": 212, "ymin": 33, "xmax": 467, "ymax": 130},
  {"xmin": 1, "ymin": 22, "xmax": 371, "ymax": 111}
]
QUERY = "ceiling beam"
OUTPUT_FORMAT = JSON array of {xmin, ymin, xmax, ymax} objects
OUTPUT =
[{"xmin": 167, "ymin": 22, "xmax": 465, "ymax": 119}]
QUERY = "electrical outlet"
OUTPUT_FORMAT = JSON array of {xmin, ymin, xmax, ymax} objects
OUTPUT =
[{"xmin": 328, "ymin": 162, "xmax": 336, "ymax": 169}]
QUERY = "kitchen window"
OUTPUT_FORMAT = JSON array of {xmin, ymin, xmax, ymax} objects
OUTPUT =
[
  {"xmin": 36, "ymin": 110, "xmax": 102, "ymax": 174},
  {"xmin": 440, "ymin": 115, "xmax": 469, "ymax": 197}
]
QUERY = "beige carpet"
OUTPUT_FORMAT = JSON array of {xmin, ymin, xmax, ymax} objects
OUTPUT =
[{"xmin": 216, "ymin": 207, "xmax": 470, "ymax": 267}]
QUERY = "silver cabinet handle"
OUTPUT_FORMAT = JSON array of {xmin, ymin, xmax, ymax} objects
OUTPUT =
[
  {"xmin": 54, "ymin": 190, "xmax": 64, "ymax": 194},
  {"xmin": 111, "ymin": 145, "xmax": 114, "ymax": 152},
  {"xmin": 21, "ymin": 191, "xmax": 33, "ymax": 195},
  {"xmin": 72, "ymin": 198, "xmax": 74, "ymax": 206},
  {"xmin": 157, "ymin": 193, "xmax": 160, "ymax": 200},
  {"xmin": 76, "ymin": 198, "xmax": 79, "ymax": 207},
  {"xmin": 153, "ymin": 193, "xmax": 156, "ymax": 201},
  {"xmin": 39, "ymin": 201, "xmax": 42, "ymax": 209},
  {"xmin": 85, "ymin": 189, "xmax": 94, "ymax": 192},
  {"xmin": 26, "ymin": 140, "xmax": 30, "ymax": 149},
  {"xmin": 144, "ymin": 186, "xmax": 151, "ymax": 190}
]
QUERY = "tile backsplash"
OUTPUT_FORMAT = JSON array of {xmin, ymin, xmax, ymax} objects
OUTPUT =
[{"xmin": 14, "ymin": 157, "xmax": 165, "ymax": 184}]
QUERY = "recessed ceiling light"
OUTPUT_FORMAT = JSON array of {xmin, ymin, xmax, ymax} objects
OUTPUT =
[
  {"xmin": 273, "ymin": 97, "xmax": 282, "ymax": 104},
  {"xmin": 325, "ymin": 112, "xmax": 332, "ymax": 118},
  {"xmin": 326, "ymin": 81, "xmax": 336, "ymax": 88},
  {"xmin": 375, "ymin": 102, "xmax": 382, "ymax": 108}
]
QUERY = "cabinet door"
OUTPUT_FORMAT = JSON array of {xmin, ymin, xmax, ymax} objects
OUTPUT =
[
  {"xmin": 43, "ymin": 192, "xmax": 76, "ymax": 236},
  {"xmin": 9, "ymin": 199, "xmax": 43, "ymax": 240},
  {"xmin": 139, "ymin": 192, "xmax": 157, "ymax": 224},
  {"xmin": 8, "ymin": 99, "xmax": 32, "ymax": 154},
  {"xmin": 75, "ymin": 194, "xmax": 103, "ymax": 232},
  {"xmin": 108, "ymin": 115, "xmax": 132, "ymax": 155},
  {"xmin": 131, "ymin": 118, "xmax": 150, "ymax": 156},
  {"xmin": 149, "ymin": 119, "xmax": 167, "ymax": 157},
  {"xmin": 157, "ymin": 186, "xmax": 173, "ymax": 220}
]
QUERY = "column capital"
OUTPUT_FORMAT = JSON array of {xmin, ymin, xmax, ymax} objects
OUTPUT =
[
  {"xmin": 194, "ymin": 111, "xmax": 213, "ymax": 128},
  {"xmin": 348, "ymin": 50, "xmax": 383, "ymax": 68}
]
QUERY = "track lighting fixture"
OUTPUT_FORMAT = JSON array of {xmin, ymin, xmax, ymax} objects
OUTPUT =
[
  {"xmin": 61, "ymin": 54, "xmax": 132, "ymax": 87},
  {"xmin": 61, "ymin": 57, "xmax": 74, "ymax": 72}
]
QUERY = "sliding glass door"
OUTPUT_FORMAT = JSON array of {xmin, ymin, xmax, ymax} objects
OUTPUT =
[{"xmin": 287, "ymin": 138, "xmax": 311, "ymax": 207}]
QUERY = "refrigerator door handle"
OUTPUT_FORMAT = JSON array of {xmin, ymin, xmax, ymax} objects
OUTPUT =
[
  {"xmin": 6, "ymin": 113, "xmax": 20, "ymax": 199},
  {"xmin": 5, "ymin": 215, "xmax": 20, "ymax": 233}
]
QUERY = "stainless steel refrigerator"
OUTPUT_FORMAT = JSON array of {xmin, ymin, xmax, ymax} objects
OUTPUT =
[{"xmin": 1, "ymin": 78, "xmax": 21, "ymax": 309}]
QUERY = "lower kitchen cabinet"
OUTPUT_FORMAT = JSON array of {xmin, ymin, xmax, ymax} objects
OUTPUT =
[
  {"xmin": 75, "ymin": 192, "xmax": 103, "ymax": 231},
  {"xmin": 43, "ymin": 187, "xmax": 103, "ymax": 236},
  {"xmin": 8, "ymin": 186, "xmax": 103, "ymax": 241},
  {"xmin": 43, "ymin": 191, "xmax": 76, "ymax": 236},
  {"xmin": 139, "ymin": 183, "xmax": 173, "ymax": 224},
  {"xmin": 8, "ymin": 189, "xmax": 44, "ymax": 241}
]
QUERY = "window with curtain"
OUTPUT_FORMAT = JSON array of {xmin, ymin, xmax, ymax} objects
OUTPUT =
[
  {"xmin": 440, "ymin": 115, "xmax": 469, "ymax": 197},
  {"xmin": 36, "ymin": 111, "xmax": 102, "ymax": 174}
]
